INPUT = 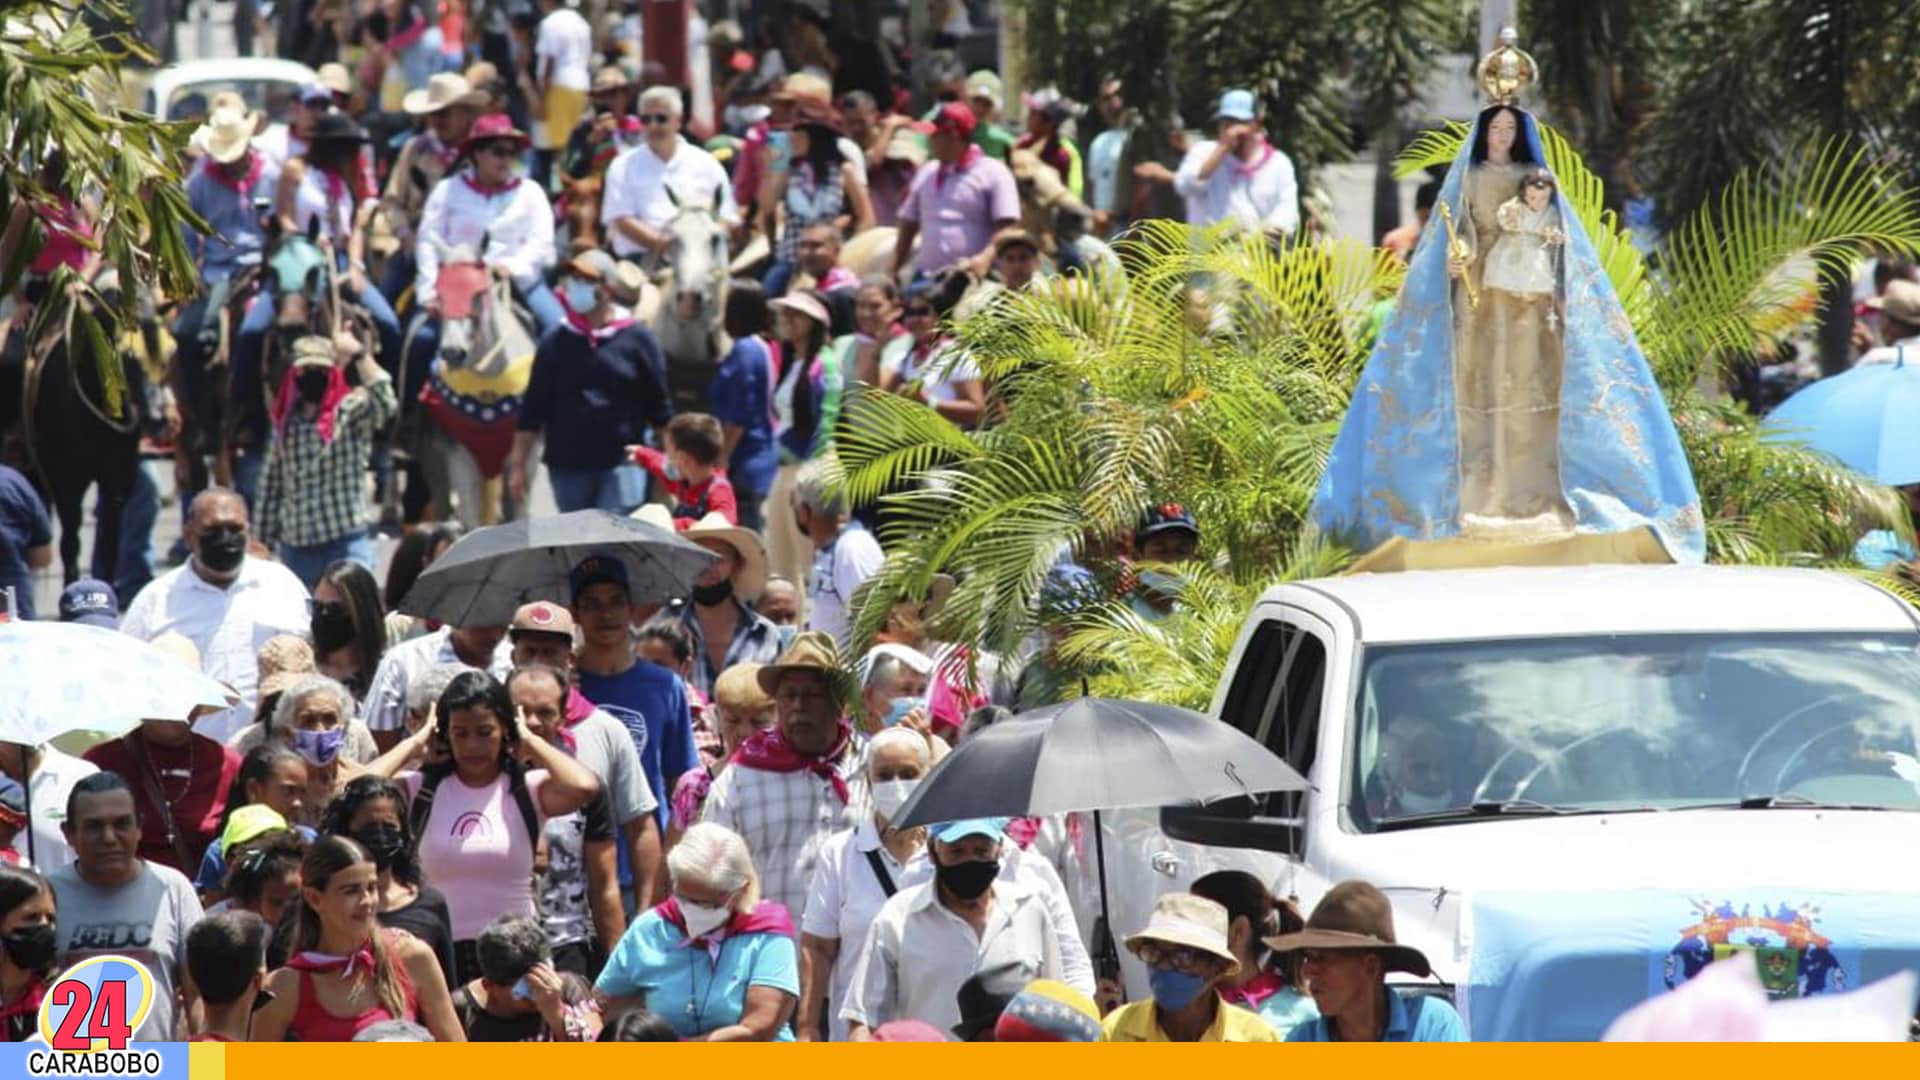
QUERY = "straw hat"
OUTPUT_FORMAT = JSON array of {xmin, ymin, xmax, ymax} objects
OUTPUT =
[
  {"xmin": 755, "ymin": 630, "xmax": 855, "ymax": 701},
  {"xmin": 591, "ymin": 65, "xmax": 633, "ymax": 94},
  {"xmin": 682, "ymin": 512, "xmax": 769, "ymax": 602},
  {"xmin": 1125, "ymin": 893, "xmax": 1241, "ymax": 977},
  {"xmin": 1263, "ymin": 879, "xmax": 1432, "ymax": 977},
  {"xmin": 770, "ymin": 290, "xmax": 831, "ymax": 328},
  {"xmin": 315, "ymin": 62, "xmax": 353, "ymax": 96},
  {"xmin": 628, "ymin": 502, "xmax": 676, "ymax": 531},
  {"xmin": 882, "ymin": 124, "xmax": 930, "ymax": 167},
  {"xmin": 289, "ymin": 336, "xmax": 337, "ymax": 370},
  {"xmin": 198, "ymin": 106, "xmax": 259, "ymax": 165},
  {"xmin": 404, "ymin": 72, "xmax": 485, "ymax": 115}
]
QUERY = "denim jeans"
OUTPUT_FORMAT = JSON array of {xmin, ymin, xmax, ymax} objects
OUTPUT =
[
  {"xmin": 546, "ymin": 463, "xmax": 648, "ymax": 514},
  {"xmin": 762, "ymin": 259, "xmax": 795, "ymax": 300},
  {"xmin": 97, "ymin": 461, "xmax": 158, "ymax": 599},
  {"xmin": 278, "ymin": 530, "xmax": 376, "ymax": 589}
]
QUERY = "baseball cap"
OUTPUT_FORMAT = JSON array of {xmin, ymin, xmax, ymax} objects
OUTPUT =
[
  {"xmin": 58, "ymin": 578, "xmax": 119, "ymax": 628},
  {"xmin": 0, "ymin": 776, "xmax": 25, "ymax": 829},
  {"xmin": 931, "ymin": 101, "xmax": 977, "ymax": 139},
  {"xmin": 220, "ymin": 804, "xmax": 288, "ymax": 856},
  {"xmin": 569, "ymin": 555, "xmax": 630, "ymax": 603},
  {"xmin": 511, "ymin": 600, "xmax": 576, "ymax": 638},
  {"xmin": 1138, "ymin": 502, "xmax": 1199, "ymax": 540},
  {"xmin": 965, "ymin": 70, "xmax": 1003, "ymax": 108},
  {"xmin": 299, "ymin": 82, "xmax": 334, "ymax": 105},
  {"xmin": 1215, "ymin": 88, "xmax": 1257, "ymax": 122},
  {"xmin": 930, "ymin": 817, "xmax": 1008, "ymax": 844}
]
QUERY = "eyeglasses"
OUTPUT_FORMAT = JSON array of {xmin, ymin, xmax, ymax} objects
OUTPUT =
[
  {"xmin": 1135, "ymin": 941, "xmax": 1217, "ymax": 974},
  {"xmin": 641, "ymin": 113, "xmax": 675, "ymax": 125},
  {"xmin": 479, "ymin": 143, "xmax": 517, "ymax": 158}
]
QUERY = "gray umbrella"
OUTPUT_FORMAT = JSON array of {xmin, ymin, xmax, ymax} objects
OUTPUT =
[
  {"xmin": 890, "ymin": 696, "xmax": 1309, "ymax": 998},
  {"xmin": 398, "ymin": 509, "xmax": 717, "ymax": 626}
]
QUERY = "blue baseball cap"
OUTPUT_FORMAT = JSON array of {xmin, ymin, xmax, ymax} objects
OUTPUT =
[
  {"xmin": 569, "ymin": 555, "xmax": 629, "ymax": 603},
  {"xmin": 1215, "ymin": 88, "xmax": 1257, "ymax": 122},
  {"xmin": 58, "ymin": 578, "xmax": 120, "ymax": 629},
  {"xmin": 930, "ymin": 818, "xmax": 1009, "ymax": 845},
  {"xmin": 1138, "ymin": 502, "xmax": 1199, "ymax": 541}
]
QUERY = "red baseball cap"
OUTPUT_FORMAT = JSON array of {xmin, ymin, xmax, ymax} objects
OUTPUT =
[{"xmin": 932, "ymin": 101, "xmax": 977, "ymax": 138}]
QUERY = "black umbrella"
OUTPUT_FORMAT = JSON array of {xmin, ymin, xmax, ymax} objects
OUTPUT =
[
  {"xmin": 398, "ymin": 509, "xmax": 717, "ymax": 626},
  {"xmin": 890, "ymin": 697, "xmax": 1309, "ymax": 996}
]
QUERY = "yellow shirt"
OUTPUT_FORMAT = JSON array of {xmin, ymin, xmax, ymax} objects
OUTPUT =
[{"xmin": 1102, "ymin": 999, "xmax": 1280, "ymax": 1043}]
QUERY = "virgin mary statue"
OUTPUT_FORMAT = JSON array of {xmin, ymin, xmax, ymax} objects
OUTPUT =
[{"xmin": 1311, "ymin": 31, "xmax": 1705, "ymax": 571}]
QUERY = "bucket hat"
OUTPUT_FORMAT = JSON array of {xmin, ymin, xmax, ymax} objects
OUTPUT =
[{"xmin": 1263, "ymin": 879, "xmax": 1433, "ymax": 977}]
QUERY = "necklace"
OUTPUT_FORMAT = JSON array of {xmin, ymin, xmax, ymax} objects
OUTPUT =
[{"xmin": 683, "ymin": 937, "xmax": 731, "ymax": 1030}]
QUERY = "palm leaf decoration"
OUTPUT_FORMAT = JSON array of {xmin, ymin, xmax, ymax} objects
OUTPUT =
[{"xmin": 834, "ymin": 120, "xmax": 1920, "ymax": 708}]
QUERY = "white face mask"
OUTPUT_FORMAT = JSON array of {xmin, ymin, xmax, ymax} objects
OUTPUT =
[
  {"xmin": 678, "ymin": 897, "xmax": 733, "ymax": 939},
  {"xmin": 870, "ymin": 777, "xmax": 920, "ymax": 820}
]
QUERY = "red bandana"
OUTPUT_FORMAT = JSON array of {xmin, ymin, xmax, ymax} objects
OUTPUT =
[
  {"xmin": 935, "ymin": 145, "xmax": 983, "ymax": 191},
  {"xmin": 203, "ymin": 151, "xmax": 265, "ymax": 195},
  {"xmin": 732, "ymin": 721, "xmax": 854, "ymax": 804},
  {"xmin": 1219, "ymin": 971, "xmax": 1286, "ymax": 1011},
  {"xmin": 0, "ymin": 979, "xmax": 45, "ymax": 1026},
  {"xmin": 287, "ymin": 945, "xmax": 376, "ymax": 977},
  {"xmin": 460, "ymin": 171, "xmax": 523, "ymax": 197},
  {"xmin": 655, "ymin": 898, "xmax": 795, "ymax": 944},
  {"xmin": 271, "ymin": 363, "xmax": 351, "ymax": 444},
  {"xmin": 1235, "ymin": 142, "xmax": 1275, "ymax": 180}
]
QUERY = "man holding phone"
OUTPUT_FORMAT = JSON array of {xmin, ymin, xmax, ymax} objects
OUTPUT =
[{"xmin": 1181, "ymin": 88, "xmax": 1299, "ymax": 238}]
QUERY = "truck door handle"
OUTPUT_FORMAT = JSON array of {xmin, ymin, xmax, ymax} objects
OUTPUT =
[{"xmin": 1150, "ymin": 851, "xmax": 1181, "ymax": 877}]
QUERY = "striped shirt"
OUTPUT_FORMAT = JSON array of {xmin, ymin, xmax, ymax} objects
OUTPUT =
[{"xmin": 256, "ymin": 374, "xmax": 397, "ymax": 548}]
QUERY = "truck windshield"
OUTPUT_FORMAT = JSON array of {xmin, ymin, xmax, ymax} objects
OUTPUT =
[{"xmin": 1351, "ymin": 632, "xmax": 1920, "ymax": 830}]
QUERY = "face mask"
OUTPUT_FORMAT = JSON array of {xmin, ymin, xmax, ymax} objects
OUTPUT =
[
  {"xmin": 296, "ymin": 368, "xmax": 331, "ymax": 404},
  {"xmin": 1394, "ymin": 787, "xmax": 1453, "ymax": 814},
  {"xmin": 690, "ymin": 578, "xmax": 734, "ymax": 606},
  {"xmin": 662, "ymin": 457, "xmax": 684, "ymax": 482},
  {"xmin": 2, "ymin": 924, "xmax": 58, "ymax": 971},
  {"xmin": 510, "ymin": 977, "xmax": 533, "ymax": 1001},
  {"xmin": 562, "ymin": 279, "xmax": 598, "ymax": 311},
  {"xmin": 869, "ymin": 777, "xmax": 919, "ymax": 818},
  {"xmin": 353, "ymin": 823, "xmax": 408, "ymax": 871},
  {"xmin": 933, "ymin": 856, "xmax": 999, "ymax": 901},
  {"xmin": 311, "ymin": 603, "xmax": 356, "ymax": 653},
  {"xmin": 1148, "ymin": 966, "xmax": 1210, "ymax": 1011},
  {"xmin": 197, "ymin": 526, "xmax": 248, "ymax": 573},
  {"xmin": 882, "ymin": 697, "xmax": 920, "ymax": 728},
  {"xmin": 1138, "ymin": 568, "xmax": 1182, "ymax": 597},
  {"xmin": 292, "ymin": 725, "xmax": 346, "ymax": 767},
  {"xmin": 617, "ymin": 128, "xmax": 643, "ymax": 148},
  {"xmin": 678, "ymin": 898, "xmax": 732, "ymax": 939}
]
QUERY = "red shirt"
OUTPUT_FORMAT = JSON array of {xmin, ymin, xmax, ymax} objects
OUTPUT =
[
  {"xmin": 84, "ymin": 732, "xmax": 241, "ymax": 874},
  {"xmin": 630, "ymin": 446, "xmax": 740, "ymax": 527}
]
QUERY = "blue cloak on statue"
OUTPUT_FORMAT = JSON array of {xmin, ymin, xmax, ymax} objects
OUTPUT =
[{"xmin": 1310, "ymin": 108, "xmax": 1705, "ymax": 565}]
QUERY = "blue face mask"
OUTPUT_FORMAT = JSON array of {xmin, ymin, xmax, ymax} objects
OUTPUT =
[
  {"xmin": 510, "ymin": 977, "xmax": 532, "ymax": 1001},
  {"xmin": 882, "ymin": 696, "xmax": 920, "ymax": 727},
  {"xmin": 562, "ymin": 279, "xmax": 598, "ymax": 312},
  {"xmin": 291, "ymin": 726, "xmax": 345, "ymax": 767},
  {"xmin": 1148, "ymin": 967, "xmax": 1210, "ymax": 1011},
  {"xmin": 662, "ymin": 456, "xmax": 683, "ymax": 482}
]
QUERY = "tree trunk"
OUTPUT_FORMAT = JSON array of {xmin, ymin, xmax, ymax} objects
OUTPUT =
[
  {"xmin": 1817, "ymin": 264, "xmax": 1854, "ymax": 377},
  {"xmin": 1371, "ymin": 118, "xmax": 1402, "ymax": 246}
]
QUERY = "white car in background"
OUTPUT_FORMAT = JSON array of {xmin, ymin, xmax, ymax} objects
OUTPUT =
[
  {"xmin": 1093, "ymin": 564, "xmax": 1920, "ymax": 1039},
  {"xmin": 141, "ymin": 57, "xmax": 316, "ymax": 144}
]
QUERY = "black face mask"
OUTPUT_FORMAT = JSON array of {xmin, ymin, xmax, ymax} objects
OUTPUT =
[
  {"xmin": 353, "ymin": 823, "xmax": 409, "ymax": 872},
  {"xmin": 296, "ymin": 368, "xmax": 331, "ymax": 405},
  {"xmin": 690, "ymin": 578, "xmax": 734, "ymax": 607},
  {"xmin": 933, "ymin": 856, "xmax": 999, "ymax": 901},
  {"xmin": 197, "ymin": 525, "xmax": 248, "ymax": 573},
  {"xmin": 2, "ymin": 924, "xmax": 58, "ymax": 971},
  {"xmin": 311, "ymin": 601, "xmax": 357, "ymax": 653}
]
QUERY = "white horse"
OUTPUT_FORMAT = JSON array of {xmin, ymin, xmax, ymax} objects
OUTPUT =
[{"xmin": 635, "ymin": 187, "xmax": 731, "ymax": 413}]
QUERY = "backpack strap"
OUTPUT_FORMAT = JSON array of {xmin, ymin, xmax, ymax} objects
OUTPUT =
[{"xmin": 408, "ymin": 763, "xmax": 453, "ymax": 846}]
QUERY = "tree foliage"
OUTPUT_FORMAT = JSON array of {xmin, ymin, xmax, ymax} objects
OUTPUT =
[{"xmin": 834, "ymin": 120, "xmax": 1920, "ymax": 709}]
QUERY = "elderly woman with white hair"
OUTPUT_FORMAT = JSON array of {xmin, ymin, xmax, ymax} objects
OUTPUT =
[
  {"xmin": 594, "ymin": 821, "xmax": 800, "ymax": 1041},
  {"xmin": 230, "ymin": 673, "xmax": 379, "ymax": 823},
  {"xmin": 795, "ymin": 727, "xmax": 932, "ymax": 1042}
]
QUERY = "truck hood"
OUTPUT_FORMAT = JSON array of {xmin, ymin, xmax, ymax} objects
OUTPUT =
[{"xmin": 1322, "ymin": 810, "xmax": 1920, "ymax": 1041}]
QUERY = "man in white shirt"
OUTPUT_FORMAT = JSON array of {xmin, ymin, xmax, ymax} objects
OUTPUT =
[
  {"xmin": 359, "ymin": 621, "xmax": 512, "ymax": 750},
  {"xmin": 793, "ymin": 459, "xmax": 883, "ymax": 649},
  {"xmin": 533, "ymin": 0, "xmax": 593, "ymax": 180},
  {"xmin": 0, "ymin": 741, "xmax": 97, "ymax": 872},
  {"xmin": 1179, "ymin": 88, "xmax": 1299, "ymax": 238},
  {"xmin": 118, "ymin": 489, "xmax": 309, "ymax": 742},
  {"xmin": 842, "ymin": 819, "xmax": 1069, "ymax": 1039},
  {"xmin": 414, "ymin": 113, "xmax": 562, "ymax": 333},
  {"xmin": 600, "ymin": 85, "xmax": 739, "ymax": 261}
]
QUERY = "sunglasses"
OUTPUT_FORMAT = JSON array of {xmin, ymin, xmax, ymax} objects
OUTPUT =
[
  {"xmin": 641, "ymin": 113, "xmax": 674, "ymax": 125},
  {"xmin": 1135, "ymin": 941, "xmax": 1217, "ymax": 974},
  {"xmin": 479, "ymin": 143, "xmax": 518, "ymax": 158}
]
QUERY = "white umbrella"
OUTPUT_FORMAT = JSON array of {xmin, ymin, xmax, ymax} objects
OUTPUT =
[{"xmin": 0, "ymin": 621, "xmax": 239, "ymax": 747}]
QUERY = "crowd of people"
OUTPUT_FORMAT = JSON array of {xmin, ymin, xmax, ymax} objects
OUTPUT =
[{"xmin": 0, "ymin": 0, "xmax": 1478, "ymax": 1050}]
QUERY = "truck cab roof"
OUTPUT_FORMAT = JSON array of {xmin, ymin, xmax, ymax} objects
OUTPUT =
[{"xmin": 1264, "ymin": 564, "xmax": 1918, "ymax": 645}]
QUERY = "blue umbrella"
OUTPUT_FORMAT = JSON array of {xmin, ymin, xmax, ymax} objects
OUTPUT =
[
  {"xmin": 1764, "ymin": 358, "xmax": 1920, "ymax": 486},
  {"xmin": 0, "ymin": 621, "xmax": 238, "ymax": 747}
]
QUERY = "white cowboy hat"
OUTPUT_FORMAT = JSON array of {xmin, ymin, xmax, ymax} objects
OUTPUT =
[
  {"xmin": 629, "ymin": 503, "xmax": 676, "ymax": 531},
  {"xmin": 404, "ymin": 72, "xmax": 486, "ymax": 116},
  {"xmin": 682, "ymin": 512, "xmax": 769, "ymax": 603},
  {"xmin": 770, "ymin": 291, "xmax": 831, "ymax": 328},
  {"xmin": 197, "ymin": 106, "xmax": 259, "ymax": 165}
]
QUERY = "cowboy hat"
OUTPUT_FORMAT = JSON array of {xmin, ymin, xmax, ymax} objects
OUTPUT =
[
  {"xmin": 591, "ymin": 65, "xmax": 633, "ymax": 94},
  {"xmin": 628, "ymin": 502, "xmax": 676, "ymax": 531},
  {"xmin": 316, "ymin": 62, "xmax": 353, "ymax": 96},
  {"xmin": 308, "ymin": 113, "xmax": 371, "ymax": 145},
  {"xmin": 755, "ymin": 630, "xmax": 856, "ymax": 702},
  {"xmin": 1125, "ymin": 893, "xmax": 1241, "ymax": 978},
  {"xmin": 404, "ymin": 72, "xmax": 486, "ymax": 115},
  {"xmin": 788, "ymin": 97, "xmax": 845, "ymax": 135},
  {"xmin": 197, "ymin": 106, "xmax": 259, "ymax": 165},
  {"xmin": 1263, "ymin": 880, "xmax": 1433, "ymax": 977},
  {"xmin": 770, "ymin": 290, "xmax": 831, "ymax": 328},
  {"xmin": 682, "ymin": 512, "xmax": 769, "ymax": 602},
  {"xmin": 461, "ymin": 113, "xmax": 530, "ymax": 152},
  {"xmin": 882, "ymin": 125, "xmax": 930, "ymax": 167},
  {"xmin": 289, "ymin": 335, "xmax": 338, "ymax": 370}
]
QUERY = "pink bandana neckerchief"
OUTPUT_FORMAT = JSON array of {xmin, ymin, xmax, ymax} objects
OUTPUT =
[
  {"xmin": 935, "ymin": 145, "xmax": 983, "ymax": 191},
  {"xmin": 1219, "ymin": 971, "xmax": 1287, "ymax": 1012},
  {"xmin": 1235, "ymin": 142, "xmax": 1275, "ymax": 180},
  {"xmin": 733, "ymin": 720, "xmax": 854, "ymax": 804},
  {"xmin": 204, "ymin": 151, "xmax": 265, "ymax": 195},
  {"xmin": 558, "ymin": 299, "xmax": 639, "ymax": 341},
  {"xmin": 460, "ymin": 171, "xmax": 523, "ymax": 198},
  {"xmin": 655, "ymin": 897, "xmax": 795, "ymax": 946},
  {"xmin": 271, "ymin": 363, "xmax": 351, "ymax": 444},
  {"xmin": 286, "ymin": 944, "xmax": 376, "ymax": 978}
]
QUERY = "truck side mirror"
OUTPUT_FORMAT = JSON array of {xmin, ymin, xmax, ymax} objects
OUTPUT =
[{"xmin": 1160, "ymin": 797, "xmax": 1303, "ymax": 857}]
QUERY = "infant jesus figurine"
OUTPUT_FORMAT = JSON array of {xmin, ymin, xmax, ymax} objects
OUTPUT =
[{"xmin": 1482, "ymin": 167, "xmax": 1567, "ymax": 328}]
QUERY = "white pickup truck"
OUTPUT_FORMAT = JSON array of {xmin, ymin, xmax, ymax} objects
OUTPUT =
[{"xmin": 1094, "ymin": 563, "xmax": 1920, "ymax": 1039}]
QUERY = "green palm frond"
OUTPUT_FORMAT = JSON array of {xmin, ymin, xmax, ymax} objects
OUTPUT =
[
  {"xmin": 1642, "ymin": 140, "xmax": 1920, "ymax": 392},
  {"xmin": 1393, "ymin": 121, "xmax": 1469, "ymax": 179}
]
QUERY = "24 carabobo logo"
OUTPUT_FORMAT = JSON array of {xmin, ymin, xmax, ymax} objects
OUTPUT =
[{"xmin": 27, "ymin": 955, "xmax": 163, "ymax": 1077}]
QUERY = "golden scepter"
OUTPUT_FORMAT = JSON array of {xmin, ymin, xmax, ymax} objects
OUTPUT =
[{"xmin": 1436, "ymin": 200, "xmax": 1478, "ymax": 310}]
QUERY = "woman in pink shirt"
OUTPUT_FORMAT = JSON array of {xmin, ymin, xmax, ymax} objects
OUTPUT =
[{"xmin": 364, "ymin": 670, "xmax": 601, "ymax": 982}]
